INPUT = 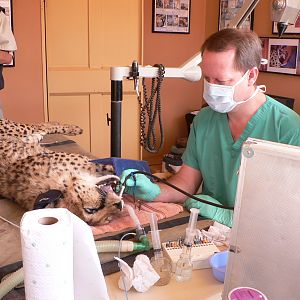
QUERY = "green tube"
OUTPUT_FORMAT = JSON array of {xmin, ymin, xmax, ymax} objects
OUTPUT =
[
  {"xmin": 135, "ymin": 235, "xmax": 151, "ymax": 251},
  {"xmin": 133, "ymin": 242, "xmax": 148, "ymax": 251}
]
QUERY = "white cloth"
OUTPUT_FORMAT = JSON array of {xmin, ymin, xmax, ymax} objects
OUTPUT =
[
  {"xmin": 0, "ymin": 11, "xmax": 17, "ymax": 51},
  {"xmin": 199, "ymin": 221, "xmax": 231, "ymax": 247},
  {"xmin": 132, "ymin": 255, "xmax": 160, "ymax": 292},
  {"xmin": 115, "ymin": 254, "xmax": 160, "ymax": 293}
]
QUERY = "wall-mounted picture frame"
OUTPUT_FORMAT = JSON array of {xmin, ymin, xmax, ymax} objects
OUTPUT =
[
  {"xmin": 152, "ymin": 0, "xmax": 191, "ymax": 34},
  {"xmin": 259, "ymin": 37, "xmax": 300, "ymax": 75},
  {"xmin": 0, "ymin": 0, "xmax": 15, "ymax": 67},
  {"xmin": 272, "ymin": 15, "xmax": 300, "ymax": 35},
  {"xmin": 219, "ymin": 0, "xmax": 254, "ymax": 31}
]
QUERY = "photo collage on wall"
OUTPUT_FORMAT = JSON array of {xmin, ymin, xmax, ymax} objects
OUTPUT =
[{"xmin": 153, "ymin": 0, "xmax": 190, "ymax": 34}]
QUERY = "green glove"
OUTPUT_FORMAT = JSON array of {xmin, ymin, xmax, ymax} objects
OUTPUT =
[
  {"xmin": 120, "ymin": 169, "xmax": 160, "ymax": 202},
  {"xmin": 184, "ymin": 194, "xmax": 233, "ymax": 227}
]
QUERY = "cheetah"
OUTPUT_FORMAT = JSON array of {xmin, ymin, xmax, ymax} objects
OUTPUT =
[{"xmin": 0, "ymin": 119, "xmax": 123, "ymax": 225}]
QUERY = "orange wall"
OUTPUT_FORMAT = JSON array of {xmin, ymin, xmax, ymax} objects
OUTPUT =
[
  {"xmin": 0, "ymin": 0, "xmax": 44, "ymax": 123},
  {"xmin": 143, "ymin": 0, "xmax": 207, "ymax": 159},
  {"xmin": 204, "ymin": 0, "xmax": 300, "ymax": 113},
  {"xmin": 144, "ymin": 0, "xmax": 300, "ymax": 160},
  {"xmin": 254, "ymin": 0, "xmax": 300, "ymax": 113},
  {"xmin": 2, "ymin": 0, "xmax": 299, "ymax": 148}
]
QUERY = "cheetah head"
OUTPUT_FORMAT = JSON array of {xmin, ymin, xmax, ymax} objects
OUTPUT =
[{"xmin": 59, "ymin": 174, "xmax": 124, "ymax": 225}]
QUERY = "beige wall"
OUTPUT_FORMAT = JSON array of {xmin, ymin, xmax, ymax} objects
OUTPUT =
[{"xmin": 1, "ymin": 0, "xmax": 44, "ymax": 123}]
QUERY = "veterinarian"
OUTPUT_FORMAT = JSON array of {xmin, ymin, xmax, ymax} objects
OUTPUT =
[
  {"xmin": 121, "ymin": 28, "xmax": 300, "ymax": 227},
  {"xmin": 0, "ymin": 6, "xmax": 17, "ymax": 119}
]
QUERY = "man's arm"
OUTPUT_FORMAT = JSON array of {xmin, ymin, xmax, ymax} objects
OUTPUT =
[
  {"xmin": 154, "ymin": 164, "xmax": 203, "ymax": 203},
  {"xmin": 0, "ymin": 50, "xmax": 12, "ymax": 64}
]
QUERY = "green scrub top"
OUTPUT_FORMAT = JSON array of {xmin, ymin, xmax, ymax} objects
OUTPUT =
[{"xmin": 182, "ymin": 96, "xmax": 300, "ymax": 208}]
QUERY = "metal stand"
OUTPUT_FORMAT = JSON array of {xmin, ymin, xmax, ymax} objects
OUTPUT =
[
  {"xmin": 110, "ymin": 80, "xmax": 122, "ymax": 157},
  {"xmin": 110, "ymin": 53, "xmax": 202, "ymax": 158}
]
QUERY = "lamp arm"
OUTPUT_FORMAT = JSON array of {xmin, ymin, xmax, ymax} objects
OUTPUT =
[
  {"xmin": 228, "ymin": 0, "xmax": 261, "ymax": 28},
  {"xmin": 110, "ymin": 52, "xmax": 202, "ymax": 82}
]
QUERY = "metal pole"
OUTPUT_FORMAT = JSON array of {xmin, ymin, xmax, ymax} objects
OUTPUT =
[{"xmin": 110, "ymin": 80, "xmax": 122, "ymax": 157}]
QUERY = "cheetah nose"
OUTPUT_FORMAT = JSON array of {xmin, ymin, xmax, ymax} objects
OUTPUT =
[{"xmin": 114, "ymin": 200, "xmax": 124, "ymax": 211}]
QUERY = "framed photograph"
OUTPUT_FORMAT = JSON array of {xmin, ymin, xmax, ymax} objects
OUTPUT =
[
  {"xmin": 0, "ymin": 0, "xmax": 15, "ymax": 67},
  {"xmin": 272, "ymin": 15, "xmax": 300, "ymax": 34},
  {"xmin": 152, "ymin": 0, "xmax": 191, "ymax": 34},
  {"xmin": 259, "ymin": 37, "xmax": 300, "ymax": 75},
  {"xmin": 219, "ymin": 0, "xmax": 254, "ymax": 31}
]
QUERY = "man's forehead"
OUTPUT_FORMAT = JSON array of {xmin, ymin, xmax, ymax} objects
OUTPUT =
[
  {"xmin": 201, "ymin": 50, "xmax": 238, "ymax": 78},
  {"xmin": 202, "ymin": 49, "xmax": 236, "ymax": 63}
]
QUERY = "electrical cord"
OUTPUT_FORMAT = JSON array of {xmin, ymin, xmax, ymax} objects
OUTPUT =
[
  {"xmin": 117, "ymin": 232, "xmax": 136, "ymax": 300},
  {"xmin": 138, "ymin": 64, "xmax": 165, "ymax": 153},
  {"xmin": 123, "ymin": 170, "xmax": 234, "ymax": 210},
  {"xmin": 0, "ymin": 215, "xmax": 20, "ymax": 229}
]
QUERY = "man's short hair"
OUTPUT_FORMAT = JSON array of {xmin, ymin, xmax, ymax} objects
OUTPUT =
[{"xmin": 201, "ymin": 28, "xmax": 262, "ymax": 72}]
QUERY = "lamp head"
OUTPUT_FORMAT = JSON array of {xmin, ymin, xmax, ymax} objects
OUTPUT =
[{"xmin": 271, "ymin": 0, "xmax": 300, "ymax": 37}]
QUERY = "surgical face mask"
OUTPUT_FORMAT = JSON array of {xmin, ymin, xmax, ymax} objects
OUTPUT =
[{"xmin": 203, "ymin": 70, "xmax": 264, "ymax": 113}]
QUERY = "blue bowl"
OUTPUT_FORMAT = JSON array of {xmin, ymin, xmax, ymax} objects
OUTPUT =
[{"xmin": 209, "ymin": 251, "xmax": 229, "ymax": 283}]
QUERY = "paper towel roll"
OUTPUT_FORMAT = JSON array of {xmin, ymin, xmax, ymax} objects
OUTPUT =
[{"xmin": 21, "ymin": 208, "xmax": 109, "ymax": 300}]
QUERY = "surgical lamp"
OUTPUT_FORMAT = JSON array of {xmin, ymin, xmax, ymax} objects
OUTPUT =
[
  {"xmin": 228, "ymin": 0, "xmax": 300, "ymax": 36},
  {"xmin": 271, "ymin": 0, "xmax": 300, "ymax": 36}
]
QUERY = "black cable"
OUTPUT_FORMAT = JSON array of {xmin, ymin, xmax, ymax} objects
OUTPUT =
[
  {"xmin": 138, "ymin": 64, "xmax": 165, "ymax": 153},
  {"xmin": 123, "ymin": 171, "xmax": 234, "ymax": 210}
]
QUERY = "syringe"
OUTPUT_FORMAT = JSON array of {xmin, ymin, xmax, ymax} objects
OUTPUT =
[
  {"xmin": 150, "ymin": 213, "xmax": 163, "ymax": 259},
  {"xmin": 184, "ymin": 207, "xmax": 199, "ymax": 246},
  {"xmin": 175, "ymin": 208, "xmax": 199, "ymax": 282},
  {"xmin": 125, "ymin": 204, "xmax": 146, "ymax": 240},
  {"xmin": 149, "ymin": 212, "xmax": 171, "ymax": 286}
]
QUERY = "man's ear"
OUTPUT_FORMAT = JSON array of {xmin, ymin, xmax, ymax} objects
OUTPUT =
[{"xmin": 248, "ymin": 67, "xmax": 259, "ymax": 86}]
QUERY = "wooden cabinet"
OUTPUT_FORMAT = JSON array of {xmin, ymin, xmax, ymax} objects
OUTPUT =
[{"xmin": 44, "ymin": 0, "xmax": 142, "ymax": 159}]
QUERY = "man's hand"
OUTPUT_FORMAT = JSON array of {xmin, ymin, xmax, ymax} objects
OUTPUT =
[
  {"xmin": 0, "ymin": 50, "xmax": 12, "ymax": 64},
  {"xmin": 184, "ymin": 194, "xmax": 233, "ymax": 227},
  {"xmin": 120, "ymin": 169, "xmax": 160, "ymax": 202}
]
